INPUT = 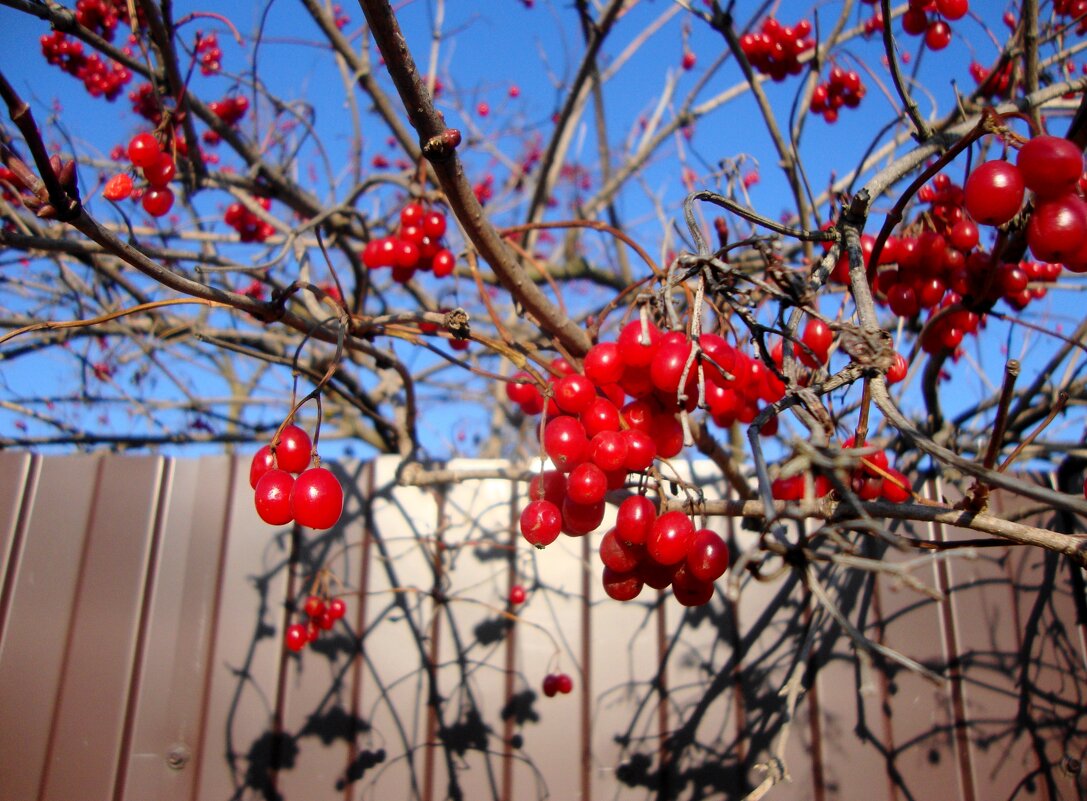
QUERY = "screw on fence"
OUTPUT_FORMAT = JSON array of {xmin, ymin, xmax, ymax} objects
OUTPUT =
[{"xmin": 166, "ymin": 744, "xmax": 191, "ymax": 770}]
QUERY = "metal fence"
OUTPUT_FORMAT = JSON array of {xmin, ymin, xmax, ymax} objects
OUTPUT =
[{"xmin": 0, "ymin": 451, "xmax": 1084, "ymax": 801}]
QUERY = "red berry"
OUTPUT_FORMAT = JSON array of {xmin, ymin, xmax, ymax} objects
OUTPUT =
[
  {"xmin": 622, "ymin": 428, "xmax": 657, "ymax": 472},
  {"xmin": 284, "ymin": 623, "xmax": 309, "ymax": 652},
  {"xmin": 617, "ymin": 319, "xmax": 662, "ymax": 367},
  {"xmin": 647, "ymin": 510, "xmax": 695, "ymax": 566},
  {"xmin": 566, "ymin": 461, "xmax": 607, "ymax": 505},
  {"xmin": 303, "ymin": 595, "xmax": 326, "ymax": 618},
  {"xmin": 520, "ymin": 499, "xmax": 562, "ymax": 547},
  {"xmin": 924, "ymin": 19, "xmax": 952, "ymax": 50},
  {"xmin": 964, "ymin": 161, "xmax": 1024, "ymax": 226},
  {"xmin": 542, "ymin": 415, "xmax": 589, "ymax": 471},
  {"xmin": 431, "ymin": 248, "xmax": 456, "ymax": 277},
  {"xmin": 127, "ymin": 132, "xmax": 161, "ymax": 168},
  {"xmin": 542, "ymin": 673, "xmax": 560, "ymax": 697},
  {"xmin": 141, "ymin": 187, "xmax": 174, "ymax": 217},
  {"xmin": 509, "ymin": 585, "xmax": 527, "ymax": 605},
  {"xmin": 686, "ymin": 529, "xmax": 729, "ymax": 582},
  {"xmin": 589, "ymin": 430, "xmax": 628, "ymax": 472},
  {"xmin": 1017, "ymin": 135, "xmax": 1085, "ymax": 198},
  {"xmin": 328, "ymin": 598, "xmax": 347, "ymax": 620},
  {"xmin": 142, "ymin": 152, "xmax": 176, "ymax": 188},
  {"xmin": 400, "ymin": 202, "xmax": 425, "ymax": 227},
  {"xmin": 555, "ymin": 673, "xmax": 573, "ymax": 694},
  {"xmin": 602, "ymin": 567, "xmax": 644, "ymax": 601},
  {"xmin": 528, "ymin": 469, "xmax": 566, "ymax": 505},
  {"xmin": 935, "ymin": 0, "xmax": 968, "ymax": 20},
  {"xmin": 1027, "ymin": 195, "xmax": 1087, "ymax": 263},
  {"xmin": 254, "ymin": 469, "xmax": 295, "ymax": 525},
  {"xmin": 422, "ymin": 210, "xmax": 447, "ymax": 238},
  {"xmin": 561, "ymin": 497, "xmax": 606, "ymax": 536},
  {"xmin": 583, "ymin": 342, "xmax": 624, "ymax": 385},
  {"xmin": 291, "ymin": 467, "xmax": 344, "ymax": 529},
  {"xmin": 599, "ymin": 528, "xmax": 644, "ymax": 573},
  {"xmin": 616, "ymin": 495, "xmax": 657, "ymax": 545},
  {"xmin": 274, "ymin": 424, "xmax": 313, "ymax": 473},
  {"xmin": 672, "ymin": 565, "xmax": 715, "ymax": 607},
  {"xmin": 553, "ymin": 374, "xmax": 596, "ymax": 414},
  {"xmin": 103, "ymin": 173, "xmax": 133, "ymax": 201},
  {"xmin": 249, "ymin": 444, "xmax": 275, "ymax": 489}
]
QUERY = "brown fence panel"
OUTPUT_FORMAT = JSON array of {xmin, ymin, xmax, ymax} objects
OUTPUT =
[{"xmin": 0, "ymin": 452, "xmax": 1085, "ymax": 801}]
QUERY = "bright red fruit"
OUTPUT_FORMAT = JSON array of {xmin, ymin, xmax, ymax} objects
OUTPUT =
[
  {"xmin": 1027, "ymin": 195, "xmax": 1087, "ymax": 263},
  {"xmin": 127, "ymin": 132, "xmax": 161, "ymax": 168},
  {"xmin": 542, "ymin": 674, "xmax": 560, "ymax": 697},
  {"xmin": 561, "ymin": 497, "xmax": 606, "ymax": 535},
  {"xmin": 542, "ymin": 416, "xmax": 588, "ymax": 471},
  {"xmin": 964, "ymin": 160, "xmax": 1024, "ymax": 226},
  {"xmin": 924, "ymin": 20, "xmax": 952, "ymax": 50},
  {"xmin": 602, "ymin": 567, "xmax": 644, "ymax": 601},
  {"xmin": 303, "ymin": 595, "xmax": 326, "ymax": 618},
  {"xmin": 141, "ymin": 187, "xmax": 174, "ymax": 217},
  {"xmin": 520, "ymin": 499, "xmax": 562, "ymax": 547},
  {"xmin": 509, "ymin": 584, "xmax": 527, "ymax": 605},
  {"xmin": 553, "ymin": 374, "xmax": 596, "ymax": 414},
  {"xmin": 617, "ymin": 319, "xmax": 662, "ymax": 367},
  {"xmin": 599, "ymin": 528, "xmax": 644, "ymax": 573},
  {"xmin": 328, "ymin": 598, "xmax": 347, "ymax": 620},
  {"xmin": 555, "ymin": 673, "xmax": 573, "ymax": 694},
  {"xmin": 291, "ymin": 467, "xmax": 344, "ymax": 529},
  {"xmin": 254, "ymin": 469, "xmax": 295, "ymax": 525},
  {"xmin": 103, "ymin": 173, "xmax": 133, "ymax": 200},
  {"xmin": 686, "ymin": 529, "xmax": 729, "ymax": 582},
  {"xmin": 622, "ymin": 429, "xmax": 657, "ymax": 472},
  {"xmin": 583, "ymin": 342, "xmax": 624, "ymax": 385},
  {"xmin": 284, "ymin": 623, "xmax": 309, "ymax": 652},
  {"xmin": 567, "ymin": 461, "xmax": 607, "ymax": 505},
  {"xmin": 672, "ymin": 565, "xmax": 715, "ymax": 606},
  {"xmin": 1016, "ymin": 135, "xmax": 1084, "ymax": 198},
  {"xmin": 935, "ymin": 0, "xmax": 968, "ymax": 21},
  {"xmin": 274, "ymin": 424, "xmax": 312, "ymax": 473},
  {"xmin": 529, "ymin": 469, "xmax": 566, "ymax": 505},
  {"xmin": 142, "ymin": 152, "xmax": 176, "ymax": 188},
  {"xmin": 616, "ymin": 495, "xmax": 657, "ymax": 545},
  {"xmin": 249, "ymin": 445, "xmax": 275, "ymax": 489},
  {"xmin": 647, "ymin": 510, "xmax": 695, "ymax": 566}
]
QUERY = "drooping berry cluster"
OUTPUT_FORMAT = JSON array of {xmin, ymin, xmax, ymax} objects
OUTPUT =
[
  {"xmin": 111, "ymin": 132, "xmax": 177, "ymax": 217},
  {"xmin": 196, "ymin": 32, "xmax": 222, "ymax": 75},
  {"xmin": 771, "ymin": 438, "xmax": 911, "ymax": 504},
  {"xmin": 1054, "ymin": 0, "xmax": 1087, "ymax": 36},
  {"xmin": 362, "ymin": 202, "xmax": 457, "ymax": 283},
  {"xmin": 899, "ymin": 0, "xmax": 969, "ymax": 51},
  {"xmin": 225, "ymin": 197, "xmax": 276, "ymax": 242},
  {"xmin": 250, "ymin": 424, "xmax": 345, "ymax": 530},
  {"xmin": 599, "ymin": 501, "xmax": 729, "ymax": 606},
  {"xmin": 739, "ymin": 17, "xmax": 814, "ymax": 81},
  {"xmin": 202, "ymin": 95, "xmax": 250, "ymax": 146},
  {"xmin": 40, "ymin": 30, "xmax": 133, "ymax": 100},
  {"xmin": 541, "ymin": 672, "xmax": 574, "ymax": 697},
  {"xmin": 809, "ymin": 67, "xmax": 866, "ymax": 124},
  {"xmin": 284, "ymin": 593, "xmax": 348, "ymax": 652}
]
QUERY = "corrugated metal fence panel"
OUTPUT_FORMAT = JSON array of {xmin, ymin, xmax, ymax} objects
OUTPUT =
[{"xmin": 0, "ymin": 451, "xmax": 1085, "ymax": 801}]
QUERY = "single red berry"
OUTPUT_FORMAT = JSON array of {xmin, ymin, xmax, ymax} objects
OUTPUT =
[
  {"xmin": 141, "ymin": 187, "xmax": 174, "ymax": 217},
  {"xmin": 583, "ymin": 342, "xmax": 624, "ymax": 385},
  {"xmin": 589, "ymin": 430, "xmax": 628, "ymax": 472},
  {"xmin": 528, "ymin": 469, "xmax": 566, "ymax": 505},
  {"xmin": 647, "ymin": 510, "xmax": 695, "ymax": 566},
  {"xmin": 924, "ymin": 19, "xmax": 952, "ymax": 50},
  {"xmin": 935, "ymin": 0, "xmax": 968, "ymax": 21},
  {"xmin": 291, "ymin": 467, "xmax": 344, "ymax": 529},
  {"xmin": 249, "ymin": 445, "xmax": 276, "ymax": 489},
  {"xmin": 1027, "ymin": 195, "xmax": 1087, "ymax": 263},
  {"xmin": 520, "ymin": 499, "xmax": 562, "ymax": 548},
  {"xmin": 887, "ymin": 352, "xmax": 909, "ymax": 385},
  {"xmin": 254, "ymin": 469, "xmax": 295, "ymax": 526},
  {"xmin": 142, "ymin": 152, "xmax": 176, "ymax": 188},
  {"xmin": 542, "ymin": 673, "xmax": 560, "ymax": 697},
  {"xmin": 327, "ymin": 598, "xmax": 347, "ymax": 620},
  {"xmin": 560, "ymin": 497, "xmax": 606, "ymax": 536},
  {"xmin": 601, "ymin": 566, "xmax": 644, "ymax": 601},
  {"xmin": 964, "ymin": 161, "xmax": 1024, "ymax": 226},
  {"xmin": 542, "ymin": 415, "xmax": 589, "ymax": 471},
  {"xmin": 431, "ymin": 248, "xmax": 456, "ymax": 277},
  {"xmin": 616, "ymin": 495, "xmax": 657, "ymax": 545},
  {"xmin": 103, "ymin": 173, "xmax": 133, "ymax": 201},
  {"xmin": 509, "ymin": 584, "xmax": 527, "ymax": 605},
  {"xmin": 566, "ymin": 461, "xmax": 607, "ymax": 505},
  {"xmin": 127, "ymin": 132, "xmax": 161, "ymax": 168},
  {"xmin": 599, "ymin": 528, "xmax": 644, "ymax": 573},
  {"xmin": 303, "ymin": 595, "xmax": 326, "ymax": 618},
  {"xmin": 273, "ymin": 424, "xmax": 313, "ymax": 473},
  {"xmin": 422, "ymin": 210, "xmax": 447, "ymax": 239},
  {"xmin": 284, "ymin": 623, "xmax": 309, "ymax": 652},
  {"xmin": 553, "ymin": 374, "xmax": 596, "ymax": 414},
  {"xmin": 672, "ymin": 565, "xmax": 715, "ymax": 607},
  {"xmin": 686, "ymin": 529, "xmax": 729, "ymax": 583},
  {"xmin": 1016, "ymin": 135, "xmax": 1084, "ymax": 198},
  {"xmin": 400, "ymin": 202, "xmax": 425, "ymax": 227},
  {"xmin": 617, "ymin": 319, "xmax": 662, "ymax": 367},
  {"xmin": 555, "ymin": 673, "xmax": 573, "ymax": 694}
]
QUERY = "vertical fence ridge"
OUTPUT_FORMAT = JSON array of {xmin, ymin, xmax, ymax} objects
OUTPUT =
[{"xmin": 0, "ymin": 452, "xmax": 39, "ymax": 655}]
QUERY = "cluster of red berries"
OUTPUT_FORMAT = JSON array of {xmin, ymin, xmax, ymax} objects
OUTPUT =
[
  {"xmin": 772, "ymin": 438, "xmax": 911, "ymax": 504},
  {"xmin": 970, "ymin": 60, "xmax": 1015, "ymax": 99},
  {"xmin": 202, "ymin": 95, "xmax": 249, "ymax": 145},
  {"xmin": 897, "ymin": 0, "xmax": 969, "ymax": 51},
  {"xmin": 102, "ymin": 132, "xmax": 178, "ymax": 217},
  {"xmin": 966, "ymin": 135, "xmax": 1087, "ymax": 268},
  {"xmin": 196, "ymin": 32, "xmax": 222, "ymax": 75},
  {"xmin": 362, "ymin": 202, "xmax": 457, "ymax": 283},
  {"xmin": 541, "ymin": 672, "xmax": 574, "ymax": 697},
  {"xmin": 809, "ymin": 67, "xmax": 866, "ymax": 124},
  {"xmin": 284, "ymin": 593, "xmax": 348, "ymax": 652},
  {"xmin": 40, "ymin": 31, "xmax": 132, "ymax": 100},
  {"xmin": 1055, "ymin": 0, "xmax": 1087, "ymax": 35},
  {"xmin": 250, "ymin": 424, "xmax": 345, "ymax": 530},
  {"xmin": 225, "ymin": 197, "xmax": 275, "ymax": 242},
  {"xmin": 74, "ymin": 0, "xmax": 139, "ymax": 40},
  {"xmin": 602, "ymin": 500, "xmax": 729, "ymax": 606},
  {"xmin": 739, "ymin": 16, "xmax": 814, "ymax": 81}
]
